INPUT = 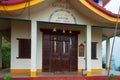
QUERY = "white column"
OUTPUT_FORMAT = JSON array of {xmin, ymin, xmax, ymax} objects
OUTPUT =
[
  {"xmin": 106, "ymin": 38, "xmax": 110, "ymax": 70},
  {"xmin": 0, "ymin": 35, "xmax": 2, "ymax": 70},
  {"xmin": 30, "ymin": 20, "xmax": 37, "ymax": 77},
  {"xmin": 86, "ymin": 25, "xmax": 92, "ymax": 76}
]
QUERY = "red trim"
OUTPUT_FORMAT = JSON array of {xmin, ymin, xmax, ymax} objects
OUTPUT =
[
  {"xmin": 0, "ymin": 0, "xmax": 26, "ymax": 5},
  {"xmin": 87, "ymin": 0, "xmax": 120, "ymax": 18}
]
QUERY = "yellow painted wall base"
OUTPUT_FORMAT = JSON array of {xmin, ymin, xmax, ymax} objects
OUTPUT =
[
  {"xmin": 87, "ymin": 71, "xmax": 92, "ymax": 76},
  {"xmin": 92, "ymin": 69, "xmax": 102, "ymax": 72},
  {"xmin": 78, "ymin": 68, "xmax": 102, "ymax": 73},
  {"xmin": 78, "ymin": 69, "xmax": 82, "ymax": 72},
  {"xmin": 11, "ymin": 69, "xmax": 30, "ymax": 73},
  {"xmin": 78, "ymin": 68, "xmax": 102, "ymax": 76},
  {"xmin": 30, "ymin": 71, "xmax": 37, "ymax": 77},
  {"xmin": 10, "ymin": 69, "xmax": 42, "ymax": 73},
  {"xmin": 106, "ymin": 66, "xmax": 110, "ymax": 70},
  {"xmin": 37, "ymin": 69, "xmax": 42, "ymax": 72}
]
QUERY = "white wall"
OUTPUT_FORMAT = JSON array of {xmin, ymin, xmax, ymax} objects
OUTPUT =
[
  {"xmin": 25, "ymin": 0, "xmax": 97, "ymax": 25},
  {"xmin": 11, "ymin": 21, "xmax": 31, "ymax": 69},
  {"xmin": 91, "ymin": 29, "xmax": 102, "ymax": 68},
  {"xmin": 36, "ymin": 28, "xmax": 42, "ymax": 69},
  {"xmin": 78, "ymin": 29, "xmax": 86, "ymax": 69},
  {"xmin": 78, "ymin": 28, "xmax": 102, "ymax": 69},
  {"xmin": 11, "ymin": 21, "xmax": 43, "ymax": 69}
]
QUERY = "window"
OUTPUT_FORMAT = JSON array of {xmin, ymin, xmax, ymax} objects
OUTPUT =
[
  {"xmin": 91, "ymin": 42, "xmax": 97, "ymax": 59},
  {"xmin": 17, "ymin": 39, "xmax": 31, "ymax": 58},
  {"xmin": 79, "ymin": 43, "xmax": 84, "ymax": 57}
]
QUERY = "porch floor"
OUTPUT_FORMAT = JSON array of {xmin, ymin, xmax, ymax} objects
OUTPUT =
[{"xmin": 0, "ymin": 68, "xmax": 120, "ymax": 78}]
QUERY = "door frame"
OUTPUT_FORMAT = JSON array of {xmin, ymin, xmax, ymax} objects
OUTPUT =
[{"xmin": 41, "ymin": 28, "xmax": 79, "ymax": 72}]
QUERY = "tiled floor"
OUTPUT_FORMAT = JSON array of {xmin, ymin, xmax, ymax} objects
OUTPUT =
[{"xmin": 0, "ymin": 68, "xmax": 120, "ymax": 78}]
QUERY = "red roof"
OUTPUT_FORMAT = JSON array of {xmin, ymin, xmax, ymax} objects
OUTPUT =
[
  {"xmin": 87, "ymin": 0, "xmax": 120, "ymax": 18},
  {"xmin": 0, "ymin": 0, "xmax": 119, "ymax": 18},
  {"xmin": 0, "ymin": 0, "xmax": 25, "ymax": 5}
]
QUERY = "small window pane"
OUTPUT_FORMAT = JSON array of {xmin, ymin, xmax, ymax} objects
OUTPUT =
[
  {"xmin": 17, "ymin": 39, "xmax": 31, "ymax": 58},
  {"xmin": 79, "ymin": 44, "xmax": 84, "ymax": 57},
  {"xmin": 91, "ymin": 42, "xmax": 97, "ymax": 59}
]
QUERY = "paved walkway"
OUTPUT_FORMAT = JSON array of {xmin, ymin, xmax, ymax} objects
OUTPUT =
[{"xmin": 0, "ymin": 69, "xmax": 120, "ymax": 78}]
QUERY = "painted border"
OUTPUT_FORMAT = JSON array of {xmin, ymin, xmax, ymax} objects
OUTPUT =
[
  {"xmin": 10, "ymin": 69, "xmax": 42, "ymax": 73},
  {"xmin": 37, "ymin": 21, "xmax": 86, "ymax": 27},
  {"xmin": 80, "ymin": 0, "xmax": 120, "ymax": 22},
  {"xmin": 0, "ymin": 17, "xmax": 31, "ymax": 22},
  {"xmin": 78, "ymin": 68, "xmax": 102, "ymax": 73},
  {"xmin": 48, "ymin": 9, "xmax": 77, "ymax": 24},
  {"xmin": 92, "ymin": 25, "xmax": 120, "ymax": 30},
  {"xmin": 0, "ymin": 0, "xmax": 44, "ymax": 11}
]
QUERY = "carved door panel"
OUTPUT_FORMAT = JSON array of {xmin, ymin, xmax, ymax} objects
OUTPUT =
[
  {"xmin": 51, "ymin": 37, "xmax": 63, "ymax": 72},
  {"xmin": 42, "ymin": 33, "xmax": 78, "ymax": 72}
]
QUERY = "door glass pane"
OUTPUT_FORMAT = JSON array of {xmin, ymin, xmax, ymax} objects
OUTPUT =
[
  {"xmin": 54, "ymin": 37, "xmax": 57, "ymax": 53},
  {"xmin": 63, "ymin": 41, "xmax": 65, "ymax": 54}
]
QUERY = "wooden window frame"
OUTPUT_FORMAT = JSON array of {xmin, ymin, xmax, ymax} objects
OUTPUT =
[
  {"xmin": 79, "ymin": 43, "xmax": 84, "ymax": 57},
  {"xmin": 91, "ymin": 42, "xmax": 98, "ymax": 59},
  {"xmin": 17, "ymin": 38, "xmax": 31, "ymax": 59}
]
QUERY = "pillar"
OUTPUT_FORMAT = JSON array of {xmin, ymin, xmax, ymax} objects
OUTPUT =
[
  {"xmin": 106, "ymin": 38, "xmax": 110, "ymax": 70},
  {"xmin": 0, "ymin": 35, "xmax": 2, "ymax": 70},
  {"xmin": 30, "ymin": 20, "xmax": 37, "ymax": 77},
  {"xmin": 86, "ymin": 25, "xmax": 92, "ymax": 76}
]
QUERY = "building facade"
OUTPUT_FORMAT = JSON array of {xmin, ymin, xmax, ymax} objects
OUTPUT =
[{"xmin": 0, "ymin": 0, "xmax": 120, "ymax": 77}]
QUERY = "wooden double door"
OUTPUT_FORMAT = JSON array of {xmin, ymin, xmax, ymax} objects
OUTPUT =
[{"xmin": 42, "ymin": 31, "xmax": 78, "ymax": 72}]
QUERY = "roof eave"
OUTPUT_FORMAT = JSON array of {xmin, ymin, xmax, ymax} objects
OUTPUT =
[
  {"xmin": 80, "ymin": 0, "xmax": 120, "ymax": 22},
  {"xmin": 0, "ymin": 0, "xmax": 44, "ymax": 11}
]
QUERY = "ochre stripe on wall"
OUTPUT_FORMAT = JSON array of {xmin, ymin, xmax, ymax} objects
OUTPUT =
[
  {"xmin": 0, "ymin": 0, "xmax": 44, "ymax": 11},
  {"xmin": 92, "ymin": 69, "xmax": 102, "ymax": 72},
  {"xmin": 10, "ymin": 69, "xmax": 42, "ymax": 73},
  {"xmin": 11, "ymin": 68, "xmax": 102, "ymax": 73},
  {"xmin": 78, "ymin": 68, "xmax": 102, "ymax": 73}
]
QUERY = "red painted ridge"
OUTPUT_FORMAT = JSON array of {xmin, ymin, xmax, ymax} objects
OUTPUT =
[
  {"xmin": 87, "ymin": 0, "xmax": 120, "ymax": 18},
  {"xmin": 0, "ymin": 0, "xmax": 26, "ymax": 5}
]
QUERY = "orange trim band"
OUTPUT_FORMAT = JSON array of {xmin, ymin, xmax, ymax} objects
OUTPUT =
[
  {"xmin": 87, "ymin": 71, "xmax": 92, "ymax": 76},
  {"xmin": 10, "ymin": 69, "xmax": 30, "ymax": 73},
  {"xmin": 92, "ymin": 69, "xmax": 102, "ymax": 72},
  {"xmin": 30, "ymin": 71, "xmax": 36, "ymax": 77},
  {"xmin": 0, "ymin": 0, "xmax": 44, "ymax": 11},
  {"xmin": 37, "ymin": 69, "xmax": 42, "ymax": 72},
  {"xmin": 78, "ymin": 69, "xmax": 82, "ymax": 72},
  {"xmin": 10, "ymin": 69, "xmax": 42, "ymax": 73},
  {"xmin": 78, "ymin": 68, "xmax": 102, "ymax": 73},
  {"xmin": 80, "ymin": 0, "xmax": 120, "ymax": 22}
]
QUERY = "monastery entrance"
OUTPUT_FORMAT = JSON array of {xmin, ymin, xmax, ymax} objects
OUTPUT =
[{"xmin": 42, "ymin": 29, "xmax": 78, "ymax": 72}]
